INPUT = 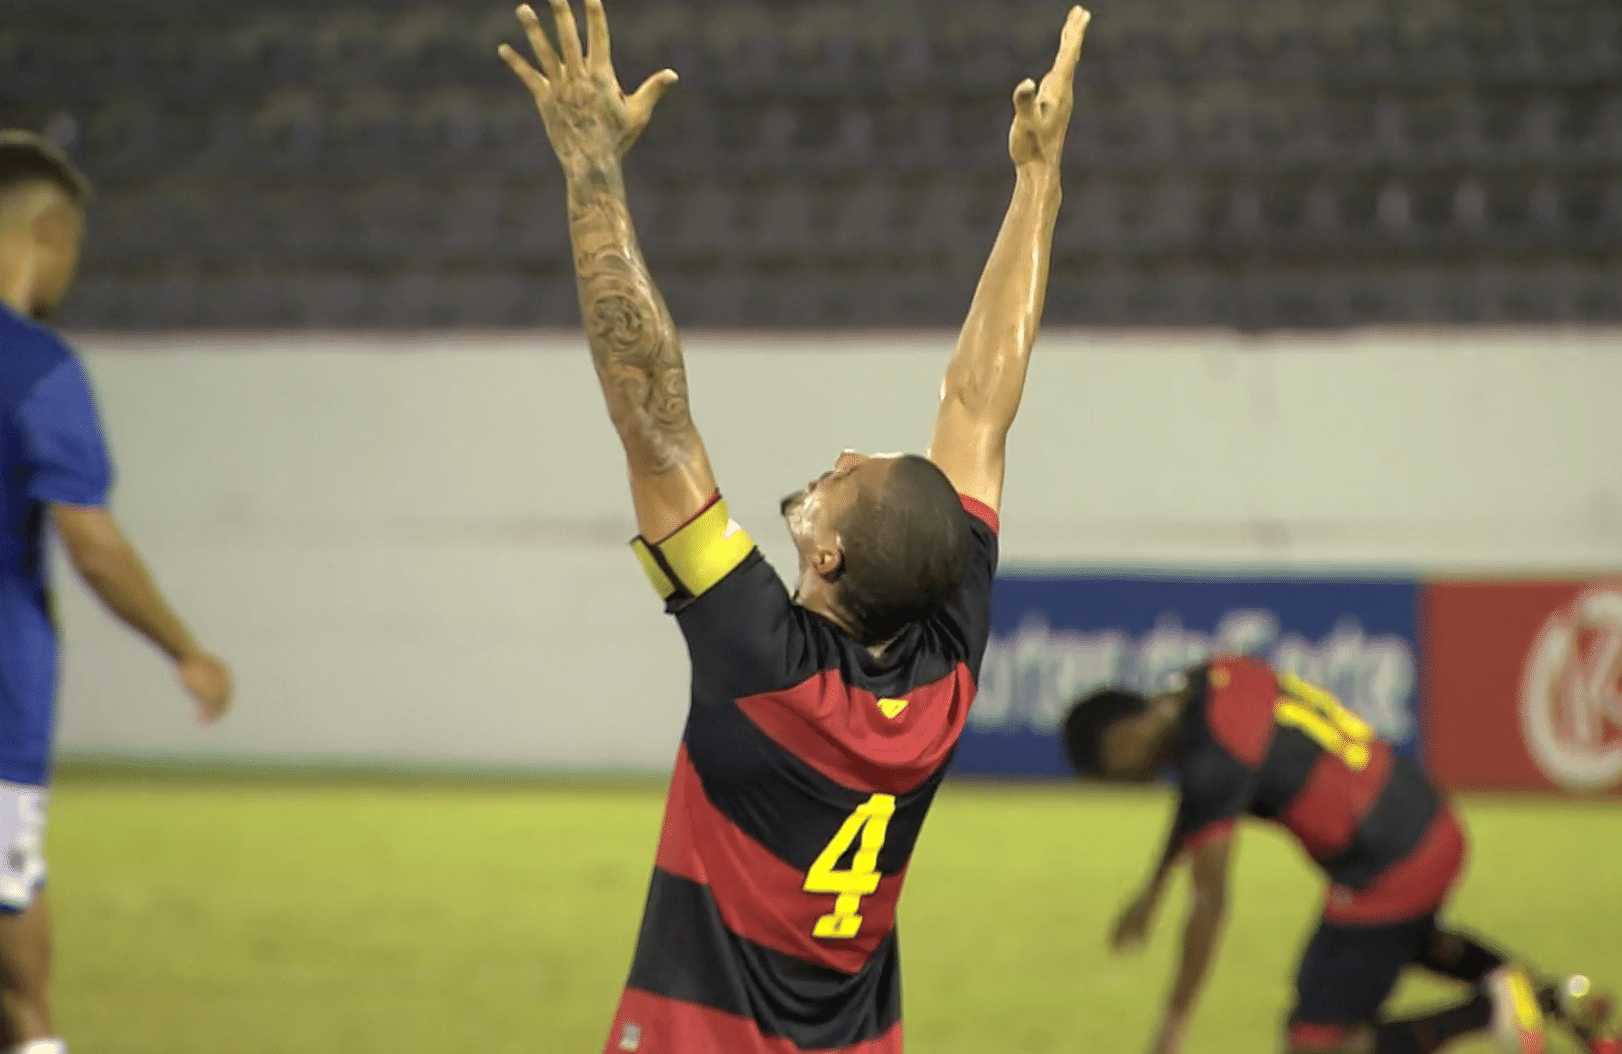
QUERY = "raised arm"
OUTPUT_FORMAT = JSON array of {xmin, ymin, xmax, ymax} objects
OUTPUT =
[
  {"xmin": 501, "ymin": 0, "xmax": 714, "ymax": 542},
  {"xmin": 928, "ymin": 6, "xmax": 1089, "ymax": 513}
]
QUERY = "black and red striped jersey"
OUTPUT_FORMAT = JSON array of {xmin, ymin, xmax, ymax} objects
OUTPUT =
[
  {"xmin": 1172, "ymin": 656, "xmax": 1442, "ymax": 892},
  {"xmin": 604, "ymin": 492, "xmax": 1000, "ymax": 1054}
]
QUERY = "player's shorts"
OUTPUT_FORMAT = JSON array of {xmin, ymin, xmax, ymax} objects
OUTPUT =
[
  {"xmin": 0, "ymin": 781, "xmax": 49, "ymax": 913},
  {"xmin": 1287, "ymin": 807, "xmax": 1468, "ymax": 1048}
]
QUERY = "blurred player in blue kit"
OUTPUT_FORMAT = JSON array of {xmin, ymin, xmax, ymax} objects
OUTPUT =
[{"xmin": 0, "ymin": 130, "xmax": 233, "ymax": 1054}]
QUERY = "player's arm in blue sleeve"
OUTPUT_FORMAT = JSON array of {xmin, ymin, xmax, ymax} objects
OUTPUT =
[
  {"xmin": 19, "ymin": 357, "xmax": 233, "ymax": 723},
  {"xmin": 927, "ymin": 9, "xmax": 1087, "ymax": 516}
]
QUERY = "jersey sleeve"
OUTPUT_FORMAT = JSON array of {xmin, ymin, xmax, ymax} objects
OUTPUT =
[
  {"xmin": 631, "ymin": 495, "xmax": 812, "ymax": 701},
  {"xmin": 1172, "ymin": 742, "xmax": 1254, "ymax": 853},
  {"xmin": 15, "ymin": 356, "xmax": 114, "ymax": 508},
  {"xmin": 933, "ymin": 496, "xmax": 1000, "ymax": 678}
]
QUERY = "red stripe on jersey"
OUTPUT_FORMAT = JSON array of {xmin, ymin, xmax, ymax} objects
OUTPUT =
[
  {"xmin": 1322, "ymin": 806, "xmax": 1466, "ymax": 926},
  {"xmin": 1280, "ymin": 742, "xmax": 1395, "ymax": 859},
  {"xmin": 1180, "ymin": 818, "xmax": 1236, "ymax": 855},
  {"xmin": 736, "ymin": 667, "xmax": 973, "ymax": 796},
  {"xmin": 651, "ymin": 744, "xmax": 709, "ymax": 886},
  {"xmin": 606, "ymin": 987, "xmax": 903, "ymax": 1054},
  {"xmin": 1203, "ymin": 657, "xmax": 1279, "ymax": 767},
  {"xmin": 654, "ymin": 747, "xmax": 902, "ymax": 975},
  {"xmin": 960, "ymin": 495, "xmax": 999, "ymax": 534},
  {"xmin": 1288, "ymin": 1022, "xmax": 1359, "ymax": 1048}
]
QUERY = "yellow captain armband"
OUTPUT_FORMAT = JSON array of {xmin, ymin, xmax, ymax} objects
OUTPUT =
[{"xmin": 630, "ymin": 497, "xmax": 755, "ymax": 609}]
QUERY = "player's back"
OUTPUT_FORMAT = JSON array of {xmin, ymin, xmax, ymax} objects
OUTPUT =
[
  {"xmin": 0, "ymin": 304, "xmax": 73, "ymax": 580},
  {"xmin": 606, "ymin": 494, "xmax": 1000, "ymax": 1054},
  {"xmin": 0, "ymin": 302, "xmax": 113, "ymax": 786},
  {"xmin": 1181, "ymin": 656, "xmax": 1443, "ymax": 892}
]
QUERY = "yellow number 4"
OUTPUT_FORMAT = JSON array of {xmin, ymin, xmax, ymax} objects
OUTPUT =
[
  {"xmin": 803, "ymin": 793, "xmax": 895, "ymax": 939},
  {"xmin": 1274, "ymin": 673, "xmax": 1375, "ymax": 771}
]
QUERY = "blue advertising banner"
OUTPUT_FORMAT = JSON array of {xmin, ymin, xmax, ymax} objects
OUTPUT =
[{"xmin": 956, "ymin": 574, "xmax": 1423, "ymax": 777}]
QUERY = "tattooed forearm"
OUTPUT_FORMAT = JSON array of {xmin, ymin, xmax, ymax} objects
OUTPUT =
[{"xmin": 565, "ymin": 160, "xmax": 697, "ymax": 476}]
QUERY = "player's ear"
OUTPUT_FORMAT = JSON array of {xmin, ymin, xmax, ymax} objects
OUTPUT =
[
  {"xmin": 32, "ymin": 196, "xmax": 82, "ymax": 252},
  {"xmin": 811, "ymin": 541, "xmax": 844, "ymax": 582}
]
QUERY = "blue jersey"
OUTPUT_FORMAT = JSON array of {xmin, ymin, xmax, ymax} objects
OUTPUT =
[{"xmin": 0, "ymin": 303, "xmax": 112, "ymax": 786}]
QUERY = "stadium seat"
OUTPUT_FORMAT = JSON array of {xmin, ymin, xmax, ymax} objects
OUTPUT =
[{"xmin": 15, "ymin": 0, "xmax": 1619, "ymax": 329}]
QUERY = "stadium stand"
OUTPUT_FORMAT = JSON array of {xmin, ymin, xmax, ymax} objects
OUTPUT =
[{"xmin": 2, "ymin": 0, "xmax": 1619, "ymax": 328}]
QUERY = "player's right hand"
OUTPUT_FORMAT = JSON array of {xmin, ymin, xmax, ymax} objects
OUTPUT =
[
  {"xmin": 178, "ymin": 652, "xmax": 233, "ymax": 724},
  {"xmin": 499, "ymin": 0, "xmax": 678, "ymax": 171},
  {"xmin": 1009, "ymin": 6, "xmax": 1090, "ymax": 170},
  {"xmin": 1110, "ymin": 891, "xmax": 1155, "ymax": 952}
]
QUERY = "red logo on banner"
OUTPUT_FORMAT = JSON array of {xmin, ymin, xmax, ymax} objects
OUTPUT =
[
  {"xmin": 1520, "ymin": 589, "xmax": 1622, "ymax": 792},
  {"xmin": 1425, "ymin": 578, "xmax": 1622, "ymax": 793}
]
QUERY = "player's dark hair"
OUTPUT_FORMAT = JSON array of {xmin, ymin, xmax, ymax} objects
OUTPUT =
[
  {"xmin": 834, "ymin": 454, "xmax": 968, "ymax": 646},
  {"xmin": 0, "ymin": 130, "xmax": 92, "ymax": 205},
  {"xmin": 1063, "ymin": 689, "xmax": 1150, "ymax": 776}
]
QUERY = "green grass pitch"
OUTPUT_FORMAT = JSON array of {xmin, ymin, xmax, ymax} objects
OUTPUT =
[{"xmin": 47, "ymin": 774, "xmax": 1619, "ymax": 1053}]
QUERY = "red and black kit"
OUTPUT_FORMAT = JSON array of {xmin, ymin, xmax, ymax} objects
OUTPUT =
[
  {"xmin": 1171, "ymin": 656, "xmax": 1469, "ymax": 1040},
  {"xmin": 605, "ymin": 493, "xmax": 999, "ymax": 1054}
]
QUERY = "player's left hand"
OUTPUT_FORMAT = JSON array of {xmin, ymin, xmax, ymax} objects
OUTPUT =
[
  {"xmin": 499, "ymin": 0, "xmax": 678, "ymax": 173},
  {"xmin": 1008, "ymin": 5, "xmax": 1090, "ymax": 170}
]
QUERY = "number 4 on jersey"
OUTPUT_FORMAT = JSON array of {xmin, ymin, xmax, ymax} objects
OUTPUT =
[{"xmin": 803, "ymin": 793, "xmax": 895, "ymax": 939}]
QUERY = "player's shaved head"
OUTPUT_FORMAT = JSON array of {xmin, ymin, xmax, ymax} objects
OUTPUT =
[
  {"xmin": 0, "ymin": 131, "xmax": 90, "ymax": 226},
  {"xmin": 0, "ymin": 131, "xmax": 91, "ymax": 319},
  {"xmin": 781, "ymin": 451, "xmax": 971, "ymax": 647},
  {"xmin": 833, "ymin": 454, "xmax": 968, "ymax": 646}
]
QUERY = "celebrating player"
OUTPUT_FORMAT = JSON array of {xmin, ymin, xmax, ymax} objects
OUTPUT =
[
  {"xmin": 499, "ymin": 2, "xmax": 1087, "ymax": 1050},
  {"xmin": 0, "ymin": 131, "xmax": 233, "ymax": 1054},
  {"xmin": 1062, "ymin": 656, "xmax": 1616, "ymax": 1054}
]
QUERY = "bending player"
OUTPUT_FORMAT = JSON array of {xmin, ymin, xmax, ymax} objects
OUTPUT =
[
  {"xmin": 499, "ymin": 1, "xmax": 1087, "ymax": 1050},
  {"xmin": 1062, "ymin": 656, "xmax": 1615, "ymax": 1054}
]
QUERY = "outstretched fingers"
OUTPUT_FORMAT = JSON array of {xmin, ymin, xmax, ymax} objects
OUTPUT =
[
  {"xmin": 548, "ymin": 0, "xmax": 587, "ymax": 75},
  {"xmin": 1050, "ymin": 5, "xmax": 1091, "ymax": 78},
  {"xmin": 516, "ymin": 4, "xmax": 562, "ymax": 80},
  {"xmin": 627, "ymin": 68, "xmax": 679, "ymax": 120},
  {"xmin": 1039, "ymin": 6, "xmax": 1090, "ymax": 113},
  {"xmin": 1013, "ymin": 78, "xmax": 1039, "ymax": 122},
  {"xmin": 499, "ymin": 42, "xmax": 552, "ymax": 100},
  {"xmin": 585, "ymin": 0, "xmax": 613, "ymax": 73}
]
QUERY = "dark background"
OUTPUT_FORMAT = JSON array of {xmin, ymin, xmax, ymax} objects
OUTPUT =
[{"xmin": 5, "ymin": 0, "xmax": 1620, "ymax": 330}]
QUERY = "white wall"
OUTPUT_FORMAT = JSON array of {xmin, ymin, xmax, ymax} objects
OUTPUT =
[{"xmin": 50, "ymin": 328, "xmax": 1622, "ymax": 769}]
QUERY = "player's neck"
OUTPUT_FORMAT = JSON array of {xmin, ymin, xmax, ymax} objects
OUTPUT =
[{"xmin": 793, "ymin": 590, "xmax": 895, "ymax": 655}]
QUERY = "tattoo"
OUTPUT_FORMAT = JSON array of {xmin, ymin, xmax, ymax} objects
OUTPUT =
[{"xmin": 565, "ymin": 160, "xmax": 696, "ymax": 475}]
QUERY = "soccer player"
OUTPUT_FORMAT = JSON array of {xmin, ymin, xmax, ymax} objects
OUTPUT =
[
  {"xmin": 1062, "ymin": 656, "xmax": 1616, "ymax": 1054},
  {"xmin": 0, "ymin": 131, "xmax": 233, "ymax": 1054},
  {"xmin": 498, "ymin": 1, "xmax": 1088, "ymax": 1050}
]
